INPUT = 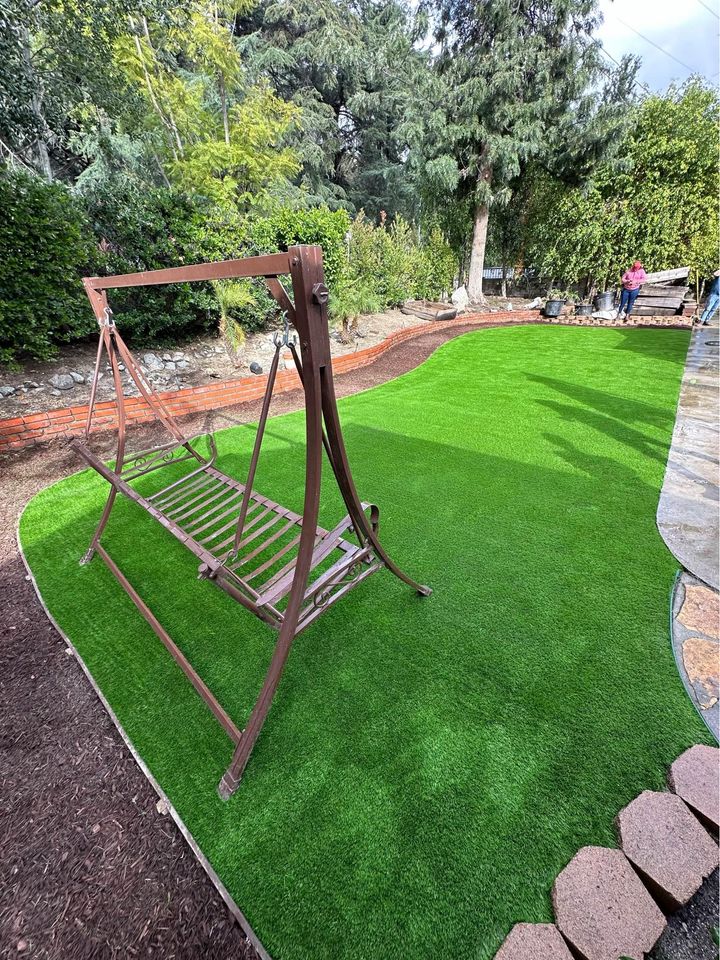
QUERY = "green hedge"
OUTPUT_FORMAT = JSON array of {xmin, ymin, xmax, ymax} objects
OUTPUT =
[
  {"xmin": 0, "ymin": 173, "xmax": 96, "ymax": 365},
  {"xmin": 330, "ymin": 213, "xmax": 456, "ymax": 324},
  {"xmin": 249, "ymin": 206, "xmax": 351, "ymax": 289},
  {"xmin": 87, "ymin": 185, "xmax": 222, "ymax": 345},
  {"xmin": 0, "ymin": 173, "xmax": 455, "ymax": 365}
]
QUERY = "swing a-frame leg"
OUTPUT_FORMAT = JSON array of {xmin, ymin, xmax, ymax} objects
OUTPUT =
[{"xmin": 73, "ymin": 245, "xmax": 430, "ymax": 799}]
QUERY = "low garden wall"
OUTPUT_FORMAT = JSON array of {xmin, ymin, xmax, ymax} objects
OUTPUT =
[{"xmin": 0, "ymin": 310, "xmax": 690, "ymax": 452}]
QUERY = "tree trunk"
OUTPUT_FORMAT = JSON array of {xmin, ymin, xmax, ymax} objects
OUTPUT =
[
  {"xmin": 219, "ymin": 72, "xmax": 230, "ymax": 145},
  {"xmin": 20, "ymin": 26, "xmax": 52, "ymax": 181},
  {"xmin": 466, "ymin": 165, "xmax": 492, "ymax": 304},
  {"xmin": 467, "ymin": 200, "xmax": 490, "ymax": 303}
]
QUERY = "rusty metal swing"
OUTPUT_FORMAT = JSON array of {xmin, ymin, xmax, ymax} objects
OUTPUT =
[{"xmin": 72, "ymin": 245, "xmax": 430, "ymax": 799}]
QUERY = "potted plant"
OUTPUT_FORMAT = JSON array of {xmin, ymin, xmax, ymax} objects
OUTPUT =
[
  {"xmin": 575, "ymin": 299, "xmax": 593, "ymax": 316},
  {"xmin": 593, "ymin": 289, "xmax": 615, "ymax": 311},
  {"xmin": 544, "ymin": 289, "xmax": 572, "ymax": 318}
]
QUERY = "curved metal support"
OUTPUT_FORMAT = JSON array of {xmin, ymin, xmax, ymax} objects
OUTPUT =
[
  {"xmin": 219, "ymin": 247, "xmax": 326, "ymax": 797},
  {"xmin": 81, "ymin": 324, "xmax": 127, "ymax": 564},
  {"xmin": 320, "ymin": 364, "xmax": 432, "ymax": 596},
  {"xmin": 218, "ymin": 245, "xmax": 430, "ymax": 797}
]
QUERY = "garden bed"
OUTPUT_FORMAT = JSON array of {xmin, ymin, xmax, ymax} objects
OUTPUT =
[{"xmin": 0, "ymin": 301, "xmax": 539, "ymax": 420}]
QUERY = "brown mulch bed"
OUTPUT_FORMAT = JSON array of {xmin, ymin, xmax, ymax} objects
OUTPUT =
[{"xmin": 0, "ymin": 322, "xmax": 492, "ymax": 960}]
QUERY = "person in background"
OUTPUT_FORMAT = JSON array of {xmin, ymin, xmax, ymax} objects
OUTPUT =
[
  {"xmin": 617, "ymin": 260, "xmax": 647, "ymax": 319},
  {"xmin": 699, "ymin": 270, "xmax": 720, "ymax": 325}
]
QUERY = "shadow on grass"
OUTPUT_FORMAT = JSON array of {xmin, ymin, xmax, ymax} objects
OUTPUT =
[{"xmin": 18, "ymin": 400, "xmax": 706, "ymax": 960}]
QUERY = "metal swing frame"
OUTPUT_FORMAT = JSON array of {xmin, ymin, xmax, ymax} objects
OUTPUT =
[{"xmin": 72, "ymin": 245, "xmax": 430, "ymax": 798}]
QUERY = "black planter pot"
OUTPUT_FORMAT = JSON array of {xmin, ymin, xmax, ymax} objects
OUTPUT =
[
  {"xmin": 575, "ymin": 304, "xmax": 593, "ymax": 316},
  {"xmin": 593, "ymin": 291, "xmax": 614, "ymax": 311},
  {"xmin": 544, "ymin": 299, "xmax": 565, "ymax": 318}
]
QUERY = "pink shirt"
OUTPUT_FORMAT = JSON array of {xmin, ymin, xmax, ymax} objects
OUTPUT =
[{"xmin": 622, "ymin": 268, "xmax": 647, "ymax": 290}]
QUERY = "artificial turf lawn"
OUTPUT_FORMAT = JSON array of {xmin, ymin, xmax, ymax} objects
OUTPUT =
[{"xmin": 20, "ymin": 325, "xmax": 712, "ymax": 959}]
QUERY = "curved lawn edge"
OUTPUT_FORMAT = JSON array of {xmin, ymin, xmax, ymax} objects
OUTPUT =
[
  {"xmin": 1, "ymin": 313, "xmax": 693, "ymax": 453},
  {"xmin": 14, "ymin": 510, "xmax": 275, "ymax": 960},
  {"xmin": 17, "ymin": 323, "xmax": 709, "ymax": 960},
  {"xmin": 656, "ymin": 324, "xmax": 719, "ymax": 590}
]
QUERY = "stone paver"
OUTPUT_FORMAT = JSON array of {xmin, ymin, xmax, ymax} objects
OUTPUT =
[
  {"xmin": 671, "ymin": 574, "xmax": 720, "ymax": 739},
  {"xmin": 552, "ymin": 846, "xmax": 666, "ymax": 960},
  {"xmin": 657, "ymin": 323, "xmax": 719, "ymax": 590},
  {"xmin": 495, "ymin": 923, "xmax": 573, "ymax": 960},
  {"xmin": 617, "ymin": 790, "xmax": 719, "ymax": 909},
  {"xmin": 668, "ymin": 745, "xmax": 720, "ymax": 830},
  {"xmin": 678, "ymin": 584, "xmax": 720, "ymax": 639},
  {"xmin": 682, "ymin": 637, "xmax": 720, "ymax": 710}
]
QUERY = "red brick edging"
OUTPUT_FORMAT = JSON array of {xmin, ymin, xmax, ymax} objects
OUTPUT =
[{"xmin": 0, "ymin": 310, "xmax": 690, "ymax": 452}]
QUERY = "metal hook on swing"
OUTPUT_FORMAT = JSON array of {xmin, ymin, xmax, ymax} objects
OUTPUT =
[
  {"xmin": 101, "ymin": 305, "xmax": 115, "ymax": 328},
  {"xmin": 272, "ymin": 311, "xmax": 296, "ymax": 349}
]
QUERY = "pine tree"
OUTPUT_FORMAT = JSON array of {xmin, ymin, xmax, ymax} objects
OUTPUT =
[
  {"xmin": 236, "ymin": 0, "xmax": 428, "ymax": 217},
  {"xmin": 422, "ymin": 0, "xmax": 635, "ymax": 301}
]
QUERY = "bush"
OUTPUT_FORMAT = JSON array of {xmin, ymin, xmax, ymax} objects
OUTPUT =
[
  {"xmin": 87, "ymin": 185, "xmax": 222, "ymax": 346},
  {"xmin": 250, "ymin": 206, "xmax": 351, "ymax": 290},
  {"xmin": 0, "ymin": 175, "xmax": 456, "ymax": 365},
  {"xmin": 0, "ymin": 172, "xmax": 96, "ymax": 365},
  {"xmin": 337, "ymin": 212, "xmax": 455, "ymax": 321}
]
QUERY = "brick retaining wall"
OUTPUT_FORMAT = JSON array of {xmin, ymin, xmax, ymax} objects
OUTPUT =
[{"xmin": 0, "ymin": 310, "xmax": 690, "ymax": 452}]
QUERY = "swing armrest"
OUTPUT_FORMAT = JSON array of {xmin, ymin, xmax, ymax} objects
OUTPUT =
[{"xmin": 71, "ymin": 433, "xmax": 218, "ymax": 489}]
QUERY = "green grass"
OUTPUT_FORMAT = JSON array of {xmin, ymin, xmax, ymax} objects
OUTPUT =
[{"xmin": 20, "ymin": 326, "xmax": 711, "ymax": 960}]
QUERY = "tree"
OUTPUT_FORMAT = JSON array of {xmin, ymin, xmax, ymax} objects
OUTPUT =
[
  {"xmin": 236, "ymin": 0, "xmax": 429, "ymax": 218},
  {"xmin": 0, "ymin": 0, "xmax": 154, "ymax": 181},
  {"xmin": 114, "ymin": 0, "xmax": 300, "ymax": 206},
  {"xmin": 420, "ymin": 0, "xmax": 635, "ymax": 301},
  {"xmin": 527, "ymin": 80, "xmax": 720, "ymax": 293}
]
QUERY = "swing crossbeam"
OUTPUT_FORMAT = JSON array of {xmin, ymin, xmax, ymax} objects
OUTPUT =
[{"xmin": 73, "ymin": 245, "xmax": 430, "ymax": 798}]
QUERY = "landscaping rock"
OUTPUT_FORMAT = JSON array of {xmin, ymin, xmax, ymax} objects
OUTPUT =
[
  {"xmin": 142, "ymin": 352, "xmax": 164, "ymax": 371},
  {"xmin": 0, "ymin": 384, "xmax": 16, "ymax": 397},
  {"xmin": 495, "ymin": 923, "xmax": 573, "ymax": 959},
  {"xmin": 668, "ymin": 745, "xmax": 720, "ymax": 830},
  {"xmin": 617, "ymin": 790, "xmax": 718, "ymax": 910},
  {"xmin": 552, "ymin": 846, "xmax": 666, "ymax": 960},
  {"xmin": 164, "ymin": 361, "xmax": 176, "ymax": 371},
  {"xmin": 677, "ymin": 584, "xmax": 719, "ymax": 638},
  {"xmin": 48, "ymin": 373, "xmax": 75, "ymax": 391},
  {"xmin": 451, "ymin": 284, "xmax": 470, "ymax": 312},
  {"xmin": 69, "ymin": 371, "xmax": 85, "ymax": 383}
]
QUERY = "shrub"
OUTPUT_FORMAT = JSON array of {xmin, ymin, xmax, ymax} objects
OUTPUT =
[
  {"xmin": 413, "ymin": 227, "xmax": 456, "ymax": 301},
  {"xmin": 87, "ymin": 184, "xmax": 221, "ymax": 345},
  {"xmin": 0, "ymin": 172, "xmax": 96, "ymax": 365},
  {"xmin": 339, "ymin": 212, "xmax": 456, "ymax": 319},
  {"xmin": 249, "ymin": 206, "xmax": 351, "ymax": 289}
]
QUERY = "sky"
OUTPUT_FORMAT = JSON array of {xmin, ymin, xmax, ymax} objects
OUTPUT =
[{"xmin": 597, "ymin": 0, "xmax": 720, "ymax": 92}]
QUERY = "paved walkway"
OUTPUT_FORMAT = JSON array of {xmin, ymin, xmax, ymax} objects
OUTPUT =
[
  {"xmin": 657, "ymin": 321, "xmax": 719, "ymax": 590},
  {"xmin": 671, "ymin": 573, "xmax": 719, "ymax": 741}
]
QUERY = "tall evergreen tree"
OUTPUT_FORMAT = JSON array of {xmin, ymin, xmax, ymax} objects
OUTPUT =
[
  {"xmin": 420, "ymin": 0, "xmax": 636, "ymax": 300},
  {"xmin": 236, "ymin": 0, "xmax": 428, "ymax": 217}
]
